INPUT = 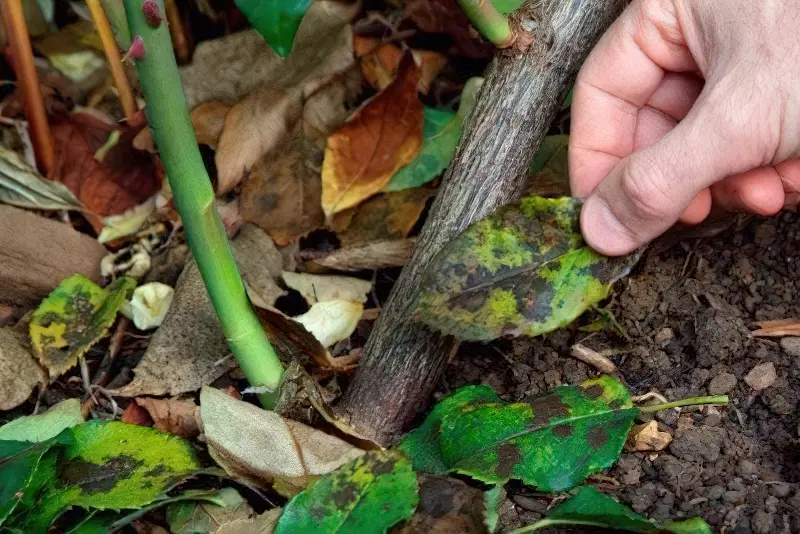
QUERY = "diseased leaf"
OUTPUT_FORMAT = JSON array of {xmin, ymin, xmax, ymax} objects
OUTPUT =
[
  {"xmin": 275, "ymin": 450, "xmax": 418, "ymax": 534},
  {"xmin": 401, "ymin": 376, "xmax": 637, "ymax": 492},
  {"xmin": 32, "ymin": 421, "xmax": 201, "ymax": 528},
  {"xmin": 0, "ymin": 399, "xmax": 82, "ymax": 443},
  {"xmin": 200, "ymin": 386, "xmax": 364, "ymax": 498},
  {"xmin": 519, "ymin": 486, "xmax": 712, "ymax": 534},
  {"xmin": 30, "ymin": 275, "xmax": 136, "ymax": 378},
  {"xmin": 321, "ymin": 52, "xmax": 424, "ymax": 216},
  {"xmin": 235, "ymin": 0, "xmax": 313, "ymax": 57},
  {"xmin": 385, "ymin": 77, "xmax": 483, "ymax": 192},
  {"xmin": 0, "ymin": 145, "xmax": 83, "ymax": 211},
  {"xmin": 415, "ymin": 197, "xmax": 641, "ymax": 341},
  {"xmin": 334, "ymin": 187, "xmax": 436, "ymax": 247}
]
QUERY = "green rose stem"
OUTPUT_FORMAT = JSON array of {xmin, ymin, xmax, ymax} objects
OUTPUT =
[
  {"xmin": 122, "ymin": 0, "xmax": 283, "ymax": 407},
  {"xmin": 637, "ymin": 395, "xmax": 729, "ymax": 413},
  {"xmin": 458, "ymin": 0, "xmax": 521, "ymax": 48}
]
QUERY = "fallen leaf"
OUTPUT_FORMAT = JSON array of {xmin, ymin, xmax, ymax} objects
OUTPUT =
[
  {"xmin": 122, "ymin": 282, "xmax": 174, "ymax": 330},
  {"xmin": 233, "ymin": 224, "xmax": 287, "ymax": 307},
  {"xmin": 404, "ymin": 0, "xmax": 495, "ymax": 59},
  {"xmin": 235, "ymin": 0, "xmax": 313, "ymax": 57},
  {"xmin": 200, "ymin": 386, "xmax": 364, "ymax": 497},
  {"xmin": 526, "ymin": 135, "xmax": 572, "ymax": 197},
  {"xmin": 275, "ymin": 450, "xmax": 418, "ymax": 533},
  {"xmin": 282, "ymin": 272, "xmax": 371, "ymax": 305},
  {"xmin": 354, "ymin": 36, "xmax": 447, "ymax": 94},
  {"xmin": 520, "ymin": 486, "xmax": 712, "ymax": 534},
  {"xmin": 217, "ymin": 508, "xmax": 282, "ymax": 534},
  {"xmin": 396, "ymin": 475, "xmax": 487, "ymax": 534},
  {"xmin": 334, "ymin": 187, "xmax": 436, "ymax": 247},
  {"xmin": 0, "ymin": 327, "xmax": 46, "ymax": 411},
  {"xmin": 0, "ymin": 398, "xmax": 82, "ymax": 442},
  {"xmin": 97, "ymin": 196, "xmax": 157, "ymax": 244},
  {"xmin": 400, "ymin": 376, "xmax": 637, "ymax": 491},
  {"xmin": 216, "ymin": 1, "xmax": 359, "ymax": 194},
  {"xmin": 167, "ymin": 487, "xmax": 277, "ymax": 534},
  {"xmin": 385, "ymin": 78, "xmax": 483, "ymax": 192},
  {"xmin": 30, "ymin": 275, "xmax": 136, "ymax": 378},
  {"xmin": 133, "ymin": 101, "xmax": 231, "ymax": 153},
  {"xmin": 321, "ymin": 53, "xmax": 424, "ymax": 216},
  {"xmin": 33, "ymin": 20, "xmax": 105, "ymax": 83},
  {"xmin": 484, "ymin": 485, "xmax": 504, "ymax": 534},
  {"xmin": 179, "ymin": 31, "xmax": 280, "ymax": 110},
  {"xmin": 50, "ymin": 112, "xmax": 161, "ymax": 217},
  {"xmin": 121, "ymin": 402, "xmax": 153, "ymax": 426},
  {"xmin": 302, "ymin": 238, "xmax": 416, "ymax": 272},
  {"xmin": 136, "ymin": 397, "xmax": 200, "ymax": 439},
  {"xmin": 415, "ymin": 197, "xmax": 641, "ymax": 341},
  {"xmin": 0, "ymin": 145, "xmax": 83, "ymax": 211},
  {"xmin": 629, "ymin": 421, "xmax": 672, "ymax": 452},
  {"xmin": 295, "ymin": 301, "xmax": 364, "ymax": 348}
]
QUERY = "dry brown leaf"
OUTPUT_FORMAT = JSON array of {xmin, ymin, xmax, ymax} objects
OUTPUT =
[
  {"xmin": 0, "ymin": 326, "xmax": 45, "ymax": 411},
  {"xmin": 321, "ymin": 53, "xmax": 424, "ymax": 216},
  {"xmin": 215, "ymin": 1, "xmax": 359, "ymax": 195},
  {"xmin": 120, "ymin": 402, "xmax": 153, "ymax": 426},
  {"xmin": 134, "ymin": 101, "xmax": 230, "ymax": 152},
  {"xmin": 179, "ymin": 30, "xmax": 280, "ymax": 110},
  {"xmin": 50, "ymin": 112, "xmax": 160, "ymax": 216},
  {"xmin": 354, "ymin": 36, "xmax": 447, "ymax": 95},
  {"xmin": 136, "ymin": 397, "xmax": 200, "ymax": 439},
  {"xmin": 404, "ymin": 0, "xmax": 495, "ymax": 59},
  {"xmin": 303, "ymin": 238, "xmax": 416, "ymax": 272},
  {"xmin": 200, "ymin": 386, "xmax": 364, "ymax": 497},
  {"xmin": 333, "ymin": 186, "xmax": 435, "ymax": 247}
]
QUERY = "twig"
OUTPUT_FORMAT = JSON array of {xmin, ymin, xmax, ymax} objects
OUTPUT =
[
  {"xmin": 86, "ymin": 0, "xmax": 138, "ymax": 121},
  {"xmin": 0, "ymin": 0, "xmax": 56, "ymax": 174},
  {"xmin": 164, "ymin": 0, "xmax": 190, "ymax": 63},
  {"xmin": 570, "ymin": 343, "xmax": 618, "ymax": 374}
]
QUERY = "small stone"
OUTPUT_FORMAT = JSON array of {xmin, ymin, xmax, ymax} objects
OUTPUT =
[
  {"xmin": 768, "ymin": 483, "xmax": 791, "ymax": 498},
  {"xmin": 654, "ymin": 327, "xmax": 674, "ymax": 346},
  {"xmin": 722, "ymin": 490, "xmax": 745, "ymax": 504},
  {"xmin": 736, "ymin": 459, "xmax": 759, "ymax": 478},
  {"xmin": 543, "ymin": 369, "xmax": 561, "ymax": 387},
  {"xmin": 707, "ymin": 485, "xmax": 725, "ymax": 500},
  {"xmin": 780, "ymin": 337, "xmax": 800, "ymax": 358},
  {"xmin": 678, "ymin": 501, "xmax": 695, "ymax": 512},
  {"xmin": 788, "ymin": 489, "xmax": 800, "ymax": 510},
  {"xmin": 764, "ymin": 495, "xmax": 779, "ymax": 513},
  {"xmin": 745, "ymin": 362, "xmax": 777, "ymax": 391},
  {"xmin": 617, "ymin": 456, "xmax": 642, "ymax": 485},
  {"xmin": 751, "ymin": 510, "xmax": 774, "ymax": 534},
  {"xmin": 632, "ymin": 421, "xmax": 673, "ymax": 452},
  {"xmin": 708, "ymin": 372, "xmax": 737, "ymax": 395}
]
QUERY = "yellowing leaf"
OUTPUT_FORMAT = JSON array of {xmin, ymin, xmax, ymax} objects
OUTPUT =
[
  {"xmin": 30, "ymin": 275, "xmax": 136, "ymax": 378},
  {"xmin": 200, "ymin": 386, "xmax": 364, "ymax": 497},
  {"xmin": 295, "ymin": 301, "xmax": 363, "ymax": 348},
  {"xmin": 321, "ymin": 53, "xmax": 424, "ymax": 216}
]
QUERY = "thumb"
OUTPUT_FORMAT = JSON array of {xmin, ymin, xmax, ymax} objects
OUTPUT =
[{"xmin": 580, "ymin": 90, "xmax": 768, "ymax": 256}]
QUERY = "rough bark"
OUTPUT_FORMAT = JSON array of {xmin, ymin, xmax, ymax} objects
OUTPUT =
[{"xmin": 335, "ymin": 0, "xmax": 629, "ymax": 446}]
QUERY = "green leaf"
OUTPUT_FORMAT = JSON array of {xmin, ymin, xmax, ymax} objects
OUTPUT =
[
  {"xmin": 402, "ymin": 376, "xmax": 637, "ymax": 492},
  {"xmin": 399, "ymin": 386, "xmax": 500, "ymax": 475},
  {"xmin": 31, "ymin": 421, "xmax": 201, "ymax": 529},
  {"xmin": 0, "ymin": 399, "xmax": 83, "ymax": 443},
  {"xmin": 0, "ymin": 145, "xmax": 83, "ymax": 211},
  {"xmin": 483, "ymin": 485, "xmax": 505, "ymax": 533},
  {"xmin": 234, "ymin": 0, "xmax": 313, "ymax": 57},
  {"xmin": 514, "ymin": 486, "xmax": 712, "ymax": 534},
  {"xmin": 275, "ymin": 450, "xmax": 418, "ymax": 534},
  {"xmin": 30, "ymin": 275, "xmax": 136, "ymax": 378},
  {"xmin": 384, "ymin": 78, "xmax": 483, "ymax": 192},
  {"xmin": 414, "ymin": 197, "xmax": 640, "ymax": 341}
]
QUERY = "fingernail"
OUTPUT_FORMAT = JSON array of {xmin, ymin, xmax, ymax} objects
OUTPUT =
[{"xmin": 580, "ymin": 196, "xmax": 638, "ymax": 256}]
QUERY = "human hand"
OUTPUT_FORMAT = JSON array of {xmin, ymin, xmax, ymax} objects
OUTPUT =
[{"xmin": 569, "ymin": 0, "xmax": 800, "ymax": 256}]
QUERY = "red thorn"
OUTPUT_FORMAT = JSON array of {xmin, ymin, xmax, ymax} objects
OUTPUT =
[
  {"xmin": 142, "ymin": 0, "xmax": 167, "ymax": 28},
  {"xmin": 123, "ymin": 35, "xmax": 146, "ymax": 61}
]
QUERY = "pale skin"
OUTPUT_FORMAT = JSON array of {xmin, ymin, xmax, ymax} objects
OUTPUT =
[{"xmin": 570, "ymin": 0, "xmax": 800, "ymax": 256}]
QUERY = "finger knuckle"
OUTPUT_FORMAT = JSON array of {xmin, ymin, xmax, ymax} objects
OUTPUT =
[{"xmin": 619, "ymin": 155, "xmax": 674, "ymax": 224}]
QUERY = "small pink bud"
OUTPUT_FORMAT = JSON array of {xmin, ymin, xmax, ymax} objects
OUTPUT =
[
  {"xmin": 142, "ymin": 0, "xmax": 167, "ymax": 28},
  {"xmin": 123, "ymin": 36, "xmax": 145, "ymax": 61}
]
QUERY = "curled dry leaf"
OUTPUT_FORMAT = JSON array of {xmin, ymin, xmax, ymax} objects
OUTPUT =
[
  {"xmin": 295, "ymin": 300, "xmax": 364, "ymax": 348},
  {"xmin": 215, "ymin": 1, "xmax": 359, "ymax": 194},
  {"xmin": 97, "ymin": 195, "xmax": 158, "ymax": 244},
  {"xmin": 353, "ymin": 36, "xmax": 447, "ymax": 94},
  {"xmin": 281, "ymin": 272, "xmax": 371, "ymax": 305},
  {"xmin": 333, "ymin": 187, "xmax": 436, "ymax": 247},
  {"xmin": 122, "ymin": 282, "xmax": 174, "ymax": 330},
  {"xmin": 136, "ymin": 397, "xmax": 201, "ymax": 439},
  {"xmin": 321, "ymin": 52, "xmax": 424, "ymax": 216},
  {"xmin": 302, "ymin": 238, "xmax": 416, "ymax": 272},
  {"xmin": 50, "ymin": 112, "xmax": 161, "ymax": 217},
  {"xmin": 200, "ymin": 386, "xmax": 364, "ymax": 497}
]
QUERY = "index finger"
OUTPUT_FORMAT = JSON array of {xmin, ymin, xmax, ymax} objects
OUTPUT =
[{"xmin": 569, "ymin": 0, "xmax": 698, "ymax": 197}]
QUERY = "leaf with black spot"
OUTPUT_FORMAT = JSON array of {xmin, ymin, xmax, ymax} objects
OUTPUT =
[
  {"xmin": 517, "ymin": 485, "xmax": 712, "ymax": 533},
  {"xmin": 401, "ymin": 376, "xmax": 637, "ymax": 492},
  {"xmin": 275, "ymin": 450, "xmax": 418, "ymax": 534},
  {"xmin": 414, "ymin": 197, "xmax": 641, "ymax": 341},
  {"xmin": 26, "ymin": 421, "xmax": 201, "ymax": 530},
  {"xmin": 30, "ymin": 275, "xmax": 137, "ymax": 379}
]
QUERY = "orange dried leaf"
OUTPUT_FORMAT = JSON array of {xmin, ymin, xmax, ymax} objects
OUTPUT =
[
  {"xmin": 355, "ymin": 37, "xmax": 447, "ymax": 94},
  {"xmin": 50, "ymin": 112, "xmax": 160, "ymax": 217},
  {"xmin": 321, "ymin": 53, "xmax": 423, "ymax": 216}
]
